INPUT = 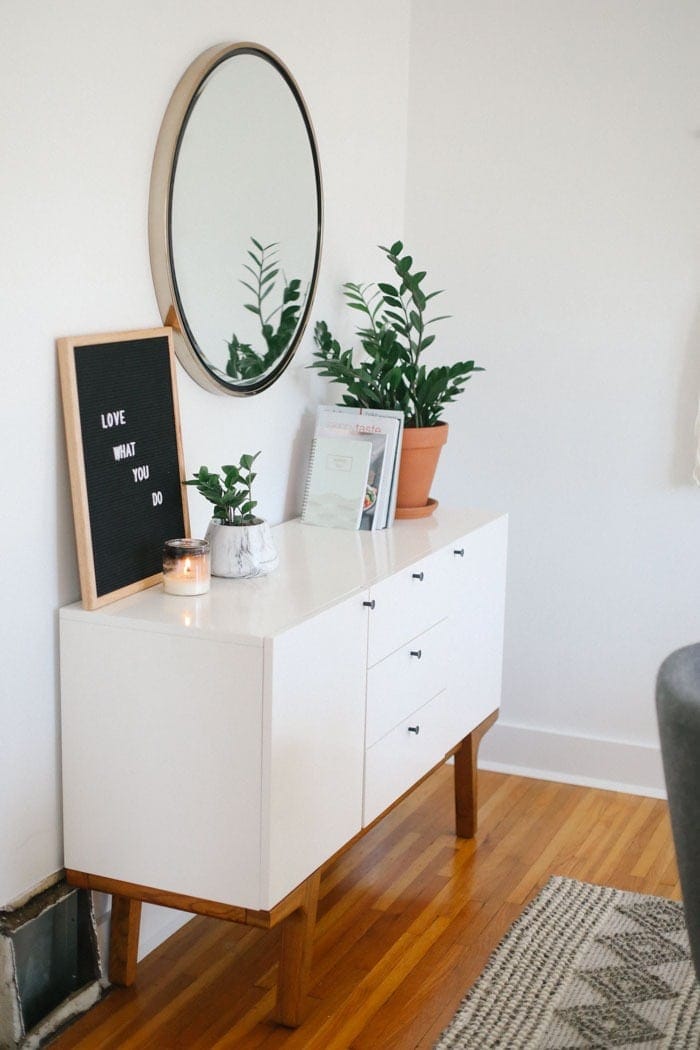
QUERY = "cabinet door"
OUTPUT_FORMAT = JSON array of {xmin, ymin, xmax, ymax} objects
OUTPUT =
[
  {"xmin": 60, "ymin": 620, "xmax": 264, "ymax": 907},
  {"xmin": 446, "ymin": 516, "xmax": 508, "ymax": 735},
  {"xmin": 262, "ymin": 590, "xmax": 369, "ymax": 908}
]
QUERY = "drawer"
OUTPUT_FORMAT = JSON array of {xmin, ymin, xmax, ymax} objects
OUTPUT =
[
  {"xmin": 367, "ymin": 549, "xmax": 448, "ymax": 665},
  {"xmin": 363, "ymin": 689, "xmax": 454, "ymax": 826},
  {"xmin": 366, "ymin": 618, "xmax": 449, "ymax": 747}
]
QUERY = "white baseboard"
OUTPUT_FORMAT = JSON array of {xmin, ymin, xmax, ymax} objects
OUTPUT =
[{"xmin": 479, "ymin": 721, "xmax": 667, "ymax": 799}]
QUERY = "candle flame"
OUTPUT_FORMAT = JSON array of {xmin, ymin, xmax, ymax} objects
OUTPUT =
[{"xmin": 184, "ymin": 558, "xmax": 192, "ymax": 575}]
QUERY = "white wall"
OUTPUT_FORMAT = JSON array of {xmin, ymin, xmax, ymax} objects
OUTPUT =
[
  {"xmin": 0, "ymin": 0, "xmax": 410, "ymax": 928},
  {"xmin": 406, "ymin": 0, "xmax": 700, "ymax": 791}
]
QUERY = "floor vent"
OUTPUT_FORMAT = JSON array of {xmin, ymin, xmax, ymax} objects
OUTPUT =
[{"xmin": 0, "ymin": 880, "xmax": 103, "ymax": 1049}]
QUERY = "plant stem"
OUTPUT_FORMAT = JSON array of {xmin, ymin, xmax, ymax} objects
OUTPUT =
[
  {"xmin": 398, "ymin": 285, "xmax": 424, "ymax": 426},
  {"xmin": 255, "ymin": 246, "xmax": 267, "ymax": 324}
]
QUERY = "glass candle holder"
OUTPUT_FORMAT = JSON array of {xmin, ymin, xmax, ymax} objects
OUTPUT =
[{"xmin": 162, "ymin": 538, "xmax": 210, "ymax": 596}]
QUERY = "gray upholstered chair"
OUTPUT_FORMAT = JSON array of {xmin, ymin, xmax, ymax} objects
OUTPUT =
[{"xmin": 656, "ymin": 643, "xmax": 700, "ymax": 980}]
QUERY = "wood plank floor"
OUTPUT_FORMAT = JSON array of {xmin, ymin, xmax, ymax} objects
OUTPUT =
[{"xmin": 50, "ymin": 768, "xmax": 679, "ymax": 1049}]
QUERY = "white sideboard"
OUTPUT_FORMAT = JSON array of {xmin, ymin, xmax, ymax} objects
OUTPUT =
[{"xmin": 59, "ymin": 507, "xmax": 507, "ymax": 1025}]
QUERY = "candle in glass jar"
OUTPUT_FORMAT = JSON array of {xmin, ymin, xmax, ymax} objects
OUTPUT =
[{"xmin": 162, "ymin": 538, "xmax": 210, "ymax": 596}]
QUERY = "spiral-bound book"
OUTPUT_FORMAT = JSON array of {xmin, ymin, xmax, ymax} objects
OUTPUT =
[
  {"xmin": 314, "ymin": 406, "xmax": 404, "ymax": 529},
  {"xmin": 301, "ymin": 436, "xmax": 372, "ymax": 529}
]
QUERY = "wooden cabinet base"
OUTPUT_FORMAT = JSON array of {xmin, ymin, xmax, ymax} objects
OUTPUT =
[
  {"xmin": 66, "ymin": 867, "xmax": 324, "ymax": 1026},
  {"xmin": 107, "ymin": 895, "xmax": 141, "ymax": 987},
  {"xmin": 65, "ymin": 714, "xmax": 496, "ymax": 1028},
  {"xmin": 275, "ymin": 870, "xmax": 321, "ymax": 1027},
  {"xmin": 453, "ymin": 709, "xmax": 499, "ymax": 839}
]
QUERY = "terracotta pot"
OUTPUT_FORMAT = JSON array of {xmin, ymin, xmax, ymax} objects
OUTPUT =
[{"xmin": 395, "ymin": 423, "xmax": 448, "ymax": 519}]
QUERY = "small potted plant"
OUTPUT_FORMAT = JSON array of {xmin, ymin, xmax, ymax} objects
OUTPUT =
[
  {"xmin": 184, "ymin": 452, "xmax": 279, "ymax": 578},
  {"xmin": 308, "ymin": 241, "xmax": 483, "ymax": 516}
]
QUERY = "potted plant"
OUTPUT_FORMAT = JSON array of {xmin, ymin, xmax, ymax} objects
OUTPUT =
[
  {"xmin": 184, "ymin": 452, "xmax": 279, "ymax": 578},
  {"xmin": 308, "ymin": 241, "xmax": 483, "ymax": 516}
]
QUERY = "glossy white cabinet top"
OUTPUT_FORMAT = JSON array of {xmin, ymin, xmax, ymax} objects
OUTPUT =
[{"xmin": 59, "ymin": 508, "xmax": 505, "ymax": 645}]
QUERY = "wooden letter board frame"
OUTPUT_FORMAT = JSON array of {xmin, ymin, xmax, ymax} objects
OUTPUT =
[{"xmin": 58, "ymin": 327, "xmax": 190, "ymax": 610}]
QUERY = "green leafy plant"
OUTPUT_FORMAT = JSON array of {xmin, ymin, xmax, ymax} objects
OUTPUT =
[
  {"xmin": 184, "ymin": 452, "xmax": 261, "ymax": 525},
  {"xmin": 226, "ymin": 238, "xmax": 303, "ymax": 381},
  {"xmin": 309, "ymin": 241, "xmax": 483, "ymax": 428}
]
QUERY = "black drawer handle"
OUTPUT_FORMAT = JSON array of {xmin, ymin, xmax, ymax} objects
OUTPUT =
[
  {"xmin": 454, "ymin": 548, "xmax": 465, "ymax": 557},
  {"xmin": 412, "ymin": 571, "xmax": 424, "ymax": 581},
  {"xmin": 407, "ymin": 725, "xmax": 420, "ymax": 735},
  {"xmin": 410, "ymin": 649, "xmax": 422, "ymax": 660},
  {"xmin": 363, "ymin": 599, "xmax": 376, "ymax": 610}
]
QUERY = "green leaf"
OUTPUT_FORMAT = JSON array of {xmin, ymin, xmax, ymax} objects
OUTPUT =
[
  {"xmin": 240, "ymin": 452, "xmax": 260, "ymax": 471},
  {"xmin": 384, "ymin": 310, "xmax": 408, "ymax": 329}
]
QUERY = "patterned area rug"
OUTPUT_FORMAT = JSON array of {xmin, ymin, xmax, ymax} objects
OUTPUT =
[{"xmin": 435, "ymin": 876, "xmax": 700, "ymax": 1049}]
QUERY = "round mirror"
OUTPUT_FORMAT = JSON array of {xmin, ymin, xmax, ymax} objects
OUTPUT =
[{"xmin": 149, "ymin": 43, "xmax": 323, "ymax": 395}]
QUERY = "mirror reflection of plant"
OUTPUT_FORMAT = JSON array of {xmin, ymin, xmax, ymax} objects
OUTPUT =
[
  {"xmin": 226, "ymin": 238, "xmax": 303, "ymax": 381},
  {"xmin": 309, "ymin": 241, "xmax": 483, "ymax": 428},
  {"xmin": 184, "ymin": 452, "xmax": 261, "ymax": 525}
]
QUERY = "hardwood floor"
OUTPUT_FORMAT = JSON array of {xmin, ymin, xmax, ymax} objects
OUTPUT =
[{"xmin": 50, "ymin": 768, "xmax": 679, "ymax": 1049}]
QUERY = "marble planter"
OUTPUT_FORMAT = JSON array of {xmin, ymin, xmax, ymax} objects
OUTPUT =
[{"xmin": 205, "ymin": 518, "xmax": 279, "ymax": 579}]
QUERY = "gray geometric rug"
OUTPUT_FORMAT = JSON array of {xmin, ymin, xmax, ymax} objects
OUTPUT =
[{"xmin": 435, "ymin": 876, "xmax": 700, "ymax": 1049}]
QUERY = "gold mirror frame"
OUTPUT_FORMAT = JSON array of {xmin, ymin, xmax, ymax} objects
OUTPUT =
[{"xmin": 148, "ymin": 43, "xmax": 323, "ymax": 396}]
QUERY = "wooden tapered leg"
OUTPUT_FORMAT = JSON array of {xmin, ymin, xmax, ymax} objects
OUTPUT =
[
  {"xmin": 109, "ymin": 895, "xmax": 142, "ymax": 986},
  {"xmin": 453, "ymin": 710, "xmax": 499, "ymax": 839},
  {"xmin": 274, "ymin": 870, "xmax": 321, "ymax": 1027}
]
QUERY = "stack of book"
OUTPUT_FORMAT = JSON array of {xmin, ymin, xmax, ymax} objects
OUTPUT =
[{"xmin": 301, "ymin": 406, "xmax": 404, "ymax": 530}]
